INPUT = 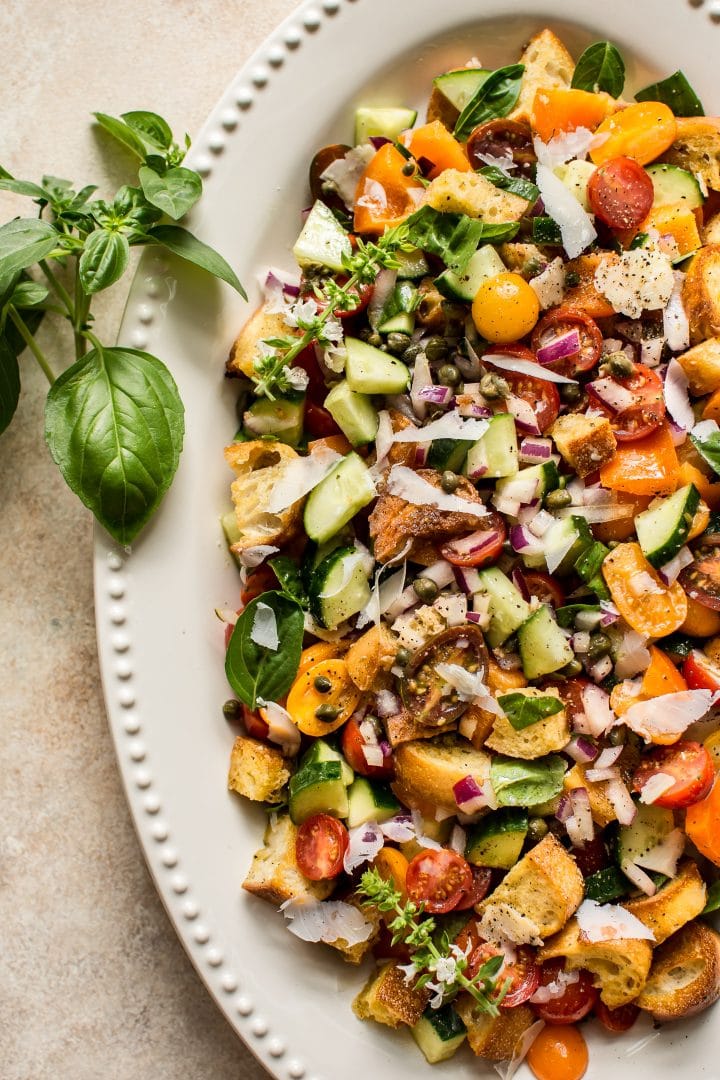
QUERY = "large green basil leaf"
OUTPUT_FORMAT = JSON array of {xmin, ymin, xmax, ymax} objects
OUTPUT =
[
  {"xmin": 497, "ymin": 693, "xmax": 564, "ymax": 731},
  {"xmin": 490, "ymin": 754, "xmax": 566, "ymax": 807},
  {"xmin": 0, "ymin": 178, "xmax": 51, "ymax": 200},
  {"xmin": 0, "ymin": 336, "xmax": 20, "ymax": 436},
  {"xmin": 148, "ymin": 224, "xmax": 246, "ymax": 297},
  {"xmin": 93, "ymin": 112, "xmax": 148, "ymax": 159},
  {"xmin": 139, "ymin": 165, "xmax": 202, "ymax": 221},
  {"xmin": 45, "ymin": 344, "xmax": 184, "ymax": 544},
  {"xmin": 635, "ymin": 71, "xmax": 704, "ymax": 117},
  {"xmin": 78, "ymin": 229, "xmax": 130, "ymax": 294},
  {"xmin": 454, "ymin": 64, "xmax": 525, "ymax": 142},
  {"xmin": 225, "ymin": 591, "xmax": 304, "ymax": 708},
  {"xmin": 405, "ymin": 206, "xmax": 518, "ymax": 272},
  {"xmin": 0, "ymin": 218, "xmax": 58, "ymax": 276},
  {"xmin": 571, "ymin": 42, "xmax": 625, "ymax": 97},
  {"xmin": 121, "ymin": 110, "xmax": 173, "ymax": 151}
]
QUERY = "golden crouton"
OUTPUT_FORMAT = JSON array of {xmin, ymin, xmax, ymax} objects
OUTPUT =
[
  {"xmin": 328, "ymin": 900, "xmax": 382, "ymax": 965},
  {"xmin": 384, "ymin": 710, "xmax": 458, "ymax": 749},
  {"xmin": 242, "ymin": 814, "xmax": 334, "ymax": 906},
  {"xmin": 455, "ymin": 997, "xmax": 536, "ymax": 1061},
  {"xmin": 352, "ymin": 962, "xmax": 429, "ymax": 1028},
  {"xmin": 228, "ymin": 735, "xmax": 290, "ymax": 804},
  {"xmin": 508, "ymin": 29, "xmax": 575, "ymax": 126},
  {"xmin": 550, "ymin": 413, "xmax": 617, "ymax": 478},
  {"xmin": 539, "ymin": 918, "xmax": 653, "ymax": 1008},
  {"xmin": 224, "ymin": 439, "xmax": 303, "ymax": 552},
  {"xmin": 476, "ymin": 834, "xmax": 584, "ymax": 944},
  {"xmin": 460, "ymin": 661, "xmax": 529, "ymax": 749},
  {"xmin": 622, "ymin": 860, "xmax": 708, "ymax": 946},
  {"xmin": 425, "ymin": 169, "xmax": 529, "ymax": 223},
  {"xmin": 226, "ymin": 304, "xmax": 299, "ymax": 379},
  {"xmin": 637, "ymin": 920, "xmax": 720, "ymax": 1022},
  {"xmin": 346, "ymin": 624, "xmax": 398, "ymax": 691},
  {"xmin": 682, "ymin": 245, "xmax": 720, "ymax": 345},
  {"xmin": 663, "ymin": 116, "xmax": 720, "ymax": 193},
  {"xmin": 676, "ymin": 336, "xmax": 720, "ymax": 395},
  {"xmin": 392, "ymin": 735, "xmax": 491, "ymax": 812},
  {"xmin": 485, "ymin": 687, "xmax": 569, "ymax": 760},
  {"xmin": 563, "ymin": 763, "xmax": 617, "ymax": 828},
  {"xmin": 703, "ymin": 212, "xmax": 720, "ymax": 246}
]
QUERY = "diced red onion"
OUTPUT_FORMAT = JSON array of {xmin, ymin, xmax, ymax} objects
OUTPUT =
[
  {"xmin": 454, "ymin": 565, "xmax": 483, "ymax": 595},
  {"xmin": 494, "ymin": 494, "xmax": 522, "ymax": 517},
  {"xmin": 505, "ymin": 393, "xmax": 542, "ymax": 434},
  {"xmin": 577, "ymin": 684, "xmax": 614, "ymax": 737},
  {"xmin": 443, "ymin": 528, "xmax": 505, "ymax": 562},
  {"xmin": 568, "ymin": 787, "xmax": 594, "ymax": 845},
  {"xmin": 622, "ymin": 861, "xmax": 657, "ymax": 897},
  {"xmin": 359, "ymin": 718, "xmax": 379, "ymax": 744},
  {"xmin": 410, "ymin": 352, "xmax": 433, "ymax": 420},
  {"xmin": 581, "ymin": 484, "xmax": 613, "ymax": 506},
  {"xmin": 668, "ymin": 419, "xmax": 688, "ymax": 448},
  {"xmin": 419, "ymin": 560, "xmax": 457, "ymax": 589},
  {"xmin": 511, "ymin": 568, "xmax": 531, "ymax": 601},
  {"xmin": 528, "ymin": 509, "xmax": 555, "ymax": 538},
  {"xmin": 466, "ymin": 610, "xmax": 487, "ymax": 626},
  {"xmin": 460, "ymin": 400, "xmax": 493, "ymax": 420},
  {"xmin": 555, "ymin": 795, "xmax": 574, "ymax": 823},
  {"xmin": 589, "ymin": 655, "xmax": 613, "ymax": 682},
  {"xmin": 519, "ymin": 436, "xmax": 553, "ymax": 463},
  {"xmin": 369, "ymin": 136, "xmax": 391, "ymax": 150},
  {"xmin": 517, "ymin": 500, "xmax": 541, "ymax": 525},
  {"xmin": 565, "ymin": 734, "xmax": 598, "ymax": 764},
  {"xmin": 362, "ymin": 743, "xmax": 385, "ymax": 768},
  {"xmin": 606, "ymin": 779, "xmax": 637, "ymax": 826},
  {"xmin": 536, "ymin": 329, "xmax": 580, "ymax": 366},
  {"xmin": 434, "ymin": 592, "xmax": 467, "ymax": 626},
  {"xmin": 640, "ymin": 337, "xmax": 665, "ymax": 368},
  {"xmin": 453, "ymin": 776, "xmax": 489, "ymax": 813},
  {"xmin": 587, "ymin": 377, "xmax": 637, "ymax": 414},
  {"xmin": 658, "ymin": 545, "xmax": 693, "ymax": 585},
  {"xmin": 585, "ymin": 765, "xmax": 621, "ymax": 783},
  {"xmin": 368, "ymin": 267, "xmax": 397, "ymax": 330},
  {"xmin": 509, "ymin": 524, "xmax": 546, "ymax": 555},
  {"xmin": 599, "ymin": 601, "xmax": 620, "ymax": 627},
  {"xmin": 575, "ymin": 609, "xmax": 602, "ymax": 631},
  {"xmin": 572, "ymin": 631, "xmax": 591, "ymax": 654},
  {"xmin": 413, "ymin": 443, "xmax": 430, "ymax": 466},
  {"xmin": 595, "ymin": 745, "xmax": 624, "ymax": 769},
  {"xmin": 417, "ymin": 384, "xmax": 454, "ymax": 406}
]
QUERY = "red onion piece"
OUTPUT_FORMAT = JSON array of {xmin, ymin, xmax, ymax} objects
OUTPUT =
[
  {"xmin": 466, "ymin": 610, "xmax": 486, "ymax": 626},
  {"xmin": 536, "ymin": 329, "xmax": 580, "ymax": 366},
  {"xmin": 519, "ymin": 436, "xmax": 553, "ymax": 463},
  {"xmin": 443, "ymin": 528, "xmax": 504, "ymax": 562},
  {"xmin": 369, "ymin": 136, "xmax": 391, "ymax": 150},
  {"xmin": 658, "ymin": 545, "xmax": 693, "ymax": 585},
  {"xmin": 510, "ymin": 524, "xmax": 545, "ymax": 554},
  {"xmin": 587, "ymin": 377, "xmax": 637, "ymax": 415},
  {"xmin": 595, "ymin": 745, "xmax": 624, "ymax": 769},
  {"xmin": 419, "ymin": 560, "xmax": 457, "ymax": 589},
  {"xmin": 505, "ymin": 393, "xmax": 542, "ymax": 435},
  {"xmin": 454, "ymin": 565, "xmax": 483, "ymax": 595},
  {"xmin": 413, "ymin": 443, "xmax": 430, "ymax": 467},
  {"xmin": 565, "ymin": 734, "xmax": 598, "ymax": 764},
  {"xmin": 453, "ymin": 775, "xmax": 488, "ymax": 813},
  {"xmin": 410, "ymin": 352, "xmax": 432, "ymax": 420},
  {"xmin": 606, "ymin": 779, "xmax": 637, "ymax": 826},
  {"xmin": 599, "ymin": 601, "xmax": 620, "ymax": 627},
  {"xmin": 417, "ymin": 384, "xmax": 454, "ymax": 406},
  {"xmin": 555, "ymin": 794, "xmax": 574, "ymax": 823}
]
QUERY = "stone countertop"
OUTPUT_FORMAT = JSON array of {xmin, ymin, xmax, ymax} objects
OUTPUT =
[{"xmin": 1, "ymin": 3, "xmax": 296, "ymax": 1077}]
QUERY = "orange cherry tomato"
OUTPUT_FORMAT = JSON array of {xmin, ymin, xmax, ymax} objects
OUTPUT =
[
  {"xmin": 640, "ymin": 646, "xmax": 688, "ymax": 698},
  {"xmin": 407, "ymin": 120, "xmax": 471, "ymax": 178},
  {"xmin": 602, "ymin": 542, "xmax": 687, "ymax": 637},
  {"xmin": 353, "ymin": 143, "xmax": 424, "ymax": 235},
  {"xmin": 632, "ymin": 741, "xmax": 715, "ymax": 809},
  {"xmin": 295, "ymin": 814, "xmax": 349, "ymax": 880},
  {"xmin": 472, "ymin": 273, "xmax": 540, "ymax": 343},
  {"xmin": 590, "ymin": 101, "xmax": 677, "ymax": 166},
  {"xmin": 588, "ymin": 157, "xmax": 655, "ymax": 230},
  {"xmin": 703, "ymin": 387, "xmax": 720, "ymax": 424},
  {"xmin": 681, "ymin": 596, "xmax": 720, "ymax": 637},
  {"xmin": 372, "ymin": 847, "xmax": 410, "ymax": 902},
  {"xmin": 599, "ymin": 424, "xmax": 680, "ymax": 496},
  {"xmin": 286, "ymin": 658, "xmax": 361, "ymax": 736},
  {"xmin": 532, "ymin": 87, "xmax": 612, "ymax": 142},
  {"xmin": 296, "ymin": 641, "xmax": 344, "ymax": 680},
  {"xmin": 527, "ymin": 1023, "xmax": 589, "ymax": 1080},
  {"xmin": 686, "ymin": 776, "xmax": 720, "ymax": 865},
  {"xmin": 405, "ymin": 849, "xmax": 473, "ymax": 914},
  {"xmin": 678, "ymin": 461, "xmax": 720, "ymax": 511}
]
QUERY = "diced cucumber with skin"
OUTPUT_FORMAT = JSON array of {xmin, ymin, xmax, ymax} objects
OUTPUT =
[
  {"xmin": 495, "ymin": 461, "xmax": 560, "ymax": 504},
  {"xmin": 465, "ymin": 412, "xmax": 518, "ymax": 480},
  {"xmin": 434, "ymin": 244, "xmax": 506, "ymax": 301},
  {"xmin": 636, "ymin": 483, "xmax": 700, "ymax": 567},
  {"xmin": 395, "ymin": 248, "xmax": 429, "ymax": 279},
  {"xmin": 411, "ymin": 1005, "xmax": 467, "ymax": 1064},
  {"xmin": 427, "ymin": 438, "xmax": 474, "ymax": 473},
  {"xmin": 293, "ymin": 200, "xmax": 352, "ymax": 273},
  {"xmin": 243, "ymin": 395, "xmax": 305, "ymax": 447},
  {"xmin": 646, "ymin": 163, "xmax": 704, "ymax": 209},
  {"xmin": 324, "ymin": 381, "xmax": 378, "ymax": 447},
  {"xmin": 377, "ymin": 312, "xmax": 414, "ymax": 335},
  {"xmin": 289, "ymin": 761, "xmax": 349, "ymax": 824},
  {"xmin": 575, "ymin": 540, "xmax": 610, "ymax": 584},
  {"xmin": 475, "ymin": 567, "xmax": 532, "ymax": 648},
  {"xmin": 466, "ymin": 808, "xmax": 528, "ymax": 869},
  {"xmin": 618, "ymin": 802, "xmax": 675, "ymax": 876},
  {"xmin": 344, "ymin": 337, "xmax": 410, "ymax": 394},
  {"xmin": 585, "ymin": 866, "xmax": 631, "ymax": 903},
  {"xmin": 300, "ymin": 739, "xmax": 354, "ymax": 787},
  {"xmin": 433, "ymin": 69, "xmax": 491, "ymax": 111},
  {"xmin": 542, "ymin": 515, "xmax": 593, "ymax": 576},
  {"xmin": 517, "ymin": 604, "xmax": 574, "ymax": 679},
  {"xmin": 346, "ymin": 777, "xmax": 400, "ymax": 828},
  {"xmin": 308, "ymin": 546, "xmax": 371, "ymax": 629},
  {"xmin": 354, "ymin": 106, "xmax": 418, "ymax": 145},
  {"xmin": 304, "ymin": 453, "xmax": 376, "ymax": 544},
  {"xmin": 377, "ymin": 281, "xmax": 418, "ymax": 335},
  {"xmin": 221, "ymin": 510, "xmax": 241, "ymax": 550}
]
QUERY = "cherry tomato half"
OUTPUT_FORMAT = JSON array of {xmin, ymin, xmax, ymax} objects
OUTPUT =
[
  {"xmin": 301, "ymin": 275, "xmax": 373, "ymax": 321},
  {"xmin": 531, "ymin": 307, "xmax": 603, "ymax": 375},
  {"xmin": 240, "ymin": 564, "xmax": 278, "ymax": 608},
  {"xmin": 454, "ymin": 923, "xmax": 540, "ymax": 1006},
  {"xmin": 341, "ymin": 717, "xmax": 395, "ymax": 779},
  {"xmin": 587, "ymin": 157, "xmax": 655, "ymax": 231},
  {"xmin": 309, "ymin": 143, "xmax": 352, "ymax": 210},
  {"xmin": 304, "ymin": 400, "xmax": 342, "ymax": 439},
  {"xmin": 242, "ymin": 704, "xmax": 270, "ymax": 741},
  {"xmin": 295, "ymin": 814, "xmax": 349, "ymax": 881},
  {"xmin": 523, "ymin": 571, "xmax": 566, "ymax": 609},
  {"xmin": 466, "ymin": 119, "xmax": 537, "ymax": 175},
  {"xmin": 486, "ymin": 348, "xmax": 560, "ymax": 434},
  {"xmin": 594, "ymin": 1000, "xmax": 641, "ymax": 1033},
  {"xmin": 570, "ymin": 833, "xmax": 610, "ymax": 879},
  {"xmin": 680, "ymin": 536, "xmax": 720, "ymax": 611},
  {"xmin": 632, "ymin": 740, "xmax": 715, "ymax": 809},
  {"xmin": 454, "ymin": 867, "xmax": 494, "ymax": 910},
  {"xmin": 440, "ymin": 512, "xmax": 507, "ymax": 567},
  {"xmin": 683, "ymin": 649, "xmax": 720, "ymax": 692},
  {"xmin": 588, "ymin": 363, "xmax": 665, "ymax": 442},
  {"xmin": 532, "ymin": 960, "xmax": 599, "ymax": 1024},
  {"xmin": 405, "ymin": 849, "xmax": 473, "ymax": 914},
  {"xmin": 401, "ymin": 625, "xmax": 489, "ymax": 727}
]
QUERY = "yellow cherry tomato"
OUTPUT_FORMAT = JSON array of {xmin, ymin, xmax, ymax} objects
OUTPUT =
[
  {"xmin": 471, "ymin": 272, "xmax": 540, "ymax": 343},
  {"xmin": 286, "ymin": 658, "xmax": 361, "ymax": 736}
]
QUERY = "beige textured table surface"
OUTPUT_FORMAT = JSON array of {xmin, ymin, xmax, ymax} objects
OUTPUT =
[{"xmin": 1, "ymin": 3, "xmax": 297, "ymax": 1077}]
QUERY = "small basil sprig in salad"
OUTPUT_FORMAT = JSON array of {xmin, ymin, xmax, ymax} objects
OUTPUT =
[
  {"xmin": 0, "ymin": 109, "xmax": 245, "ymax": 544},
  {"xmin": 453, "ymin": 64, "xmax": 525, "ymax": 142},
  {"xmin": 571, "ymin": 41, "xmax": 626, "ymax": 97},
  {"xmin": 497, "ymin": 693, "xmax": 564, "ymax": 731}
]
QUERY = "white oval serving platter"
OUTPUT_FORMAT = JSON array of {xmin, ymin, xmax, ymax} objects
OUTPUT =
[{"xmin": 95, "ymin": 1, "xmax": 720, "ymax": 1077}]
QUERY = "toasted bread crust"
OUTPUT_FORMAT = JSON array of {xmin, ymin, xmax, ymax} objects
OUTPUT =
[
  {"xmin": 485, "ymin": 687, "xmax": 569, "ymax": 759},
  {"xmin": 242, "ymin": 814, "xmax": 333, "ymax": 906},
  {"xmin": 564, "ymin": 763, "xmax": 618, "ymax": 828},
  {"xmin": 637, "ymin": 920, "xmax": 720, "ymax": 1022},
  {"xmin": 622, "ymin": 860, "xmax": 708, "ymax": 945},
  {"xmin": 225, "ymin": 439, "xmax": 303, "ymax": 552},
  {"xmin": 539, "ymin": 918, "xmax": 653, "ymax": 1008},
  {"xmin": 352, "ymin": 962, "xmax": 429, "ymax": 1028},
  {"xmin": 425, "ymin": 169, "xmax": 529, "ymax": 222},
  {"xmin": 456, "ymin": 996, "xmax": 536, "ymax": 1060},
  {"xmin": 392, "ymin": 735, "xmax": 491, "ymax": 810},
  {"xmin": 663, "ymin": 116, "xmax": 720, "ymax": 193},
  {"xmin": 676, "ymin": 336, "xmax": 720, "ymax": 394},
  {"xmin": 682, "ymin": 245, "xmax": 720, "ymax": 344},
  {"xmin": 551, "ymin": 413, "xmax": 617, "ymax": 478},
  {"xmin": 228, "ymin": 735, "xmax": 290, "ymax": 803},
  {"xmin": 226, "ymin": 305, "xmax": 299, "ymax": 378},
  {"xmin": 508, "ymin": 29, "xmax": 575, "ymax": 126}
]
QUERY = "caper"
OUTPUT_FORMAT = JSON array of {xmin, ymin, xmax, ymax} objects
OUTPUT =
[
  {"xmin": 527, "ymin": 817, "xmax": 550, "ymax": 843},
  {"xmin": 313, "ymin": 675, "xmax": 332, "ymax": 694},
  {"xmin": 438, "ymin": 363, "xmax": 461, "ymax": 387},
  {"xmin": 386, "ymin": 331, "xmax": 411, "ymax": 355},
  {"xmin": 587, "ymin": 631, "xmax": 612, "ymax": 661},
  {"xmin": 608, "ymin": 352, "xmax": 635, "ymax": 379},
  {"xmin": 315, "ymin": 703, "xmax": 340, "ymax": 722},
  {"xmin": 561, "ymin": 658, "xmax": 584, "ymax": 677},
  {"xmin": 609, "ymin": 725, "xmax": 628, "ymax": 747},
  {"xmin": 367, "ymin": 331, "xmax": 383, "ymax": 348},
  {"xmin": 402, "ymin": 342, "xmax": 423, "ymax": 364},
  {"xmin": 565, "ymin": 270, "xmax": 581, "ymax": 288},
  {"xmin": 222, "ymin": 699, "xmax": 241, "ymax": 720},
  {"xmin": 559, "ymin": 382, "xmax": 582, "ymax": 404},
  {"xmin": 424, "ymin": 335, "xmax": 449, "ymax": 363},
  {"xmin": 544, "ymin": 488, "xmax": 573, "ymax": 510},
  {"xmin": 395, "ymin": 646, "xmax": 412, "ymax": 667},
  {"xmin": 441, "ymin": 470, "xmax": 460, "ymax": 494},
  {"xmin": 413, "ymin": 577, "xmax": 439, "ymax": 602},
  {"xmin": 479, "ymin": 372, "xmax": 510, "ymax": 400},
  {"xmin": 401, "ymin": 161, "xmax": 416, "ymax": 177}
]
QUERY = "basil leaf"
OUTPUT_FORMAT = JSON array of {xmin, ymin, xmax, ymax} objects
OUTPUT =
[
  {"xmin": 636, "ymin": 71, "xmax": 705, "ymax": 117},
  {"xmin": 571, "ymin": 42, "xmax": 625, "ymax": 97},
  {"xmin": 490, "ymin": 754, "xmax": 566, "ymax": 807},
  {"xmin": 702, "ymin": 880, "xmax": 720, "ymax": 915},
  {"xmin": 121, "ymin": 110, "xmax": 173, "ymax": 151},
  {"xmin": 93, "ymin": 112, "xmax": 148, "ymax": 159},
  {"xmin": 8, "ymin": 281, "xmax": 49, "ymax": 308},
  {"xmin": 269, "ymin": 556, "xmax": 309, "ymax": 607},
  {"xmin": 405, "ymin": 206, "xmax": 517, "ymax": 272},
  {"xmin": 139, "ymin": 165, "xmax": 202, "ymax": 220},
  {"xmin": 478, "ymin": 166, "xmax": 539, "ymax": 204},
  {"xmin": 78, "ymin": 229, "xmax": 130, "ymax": 295},
  {"xmin": 690, "ymin": 430, "xmax": 720, "ymax": 476},
  {"xmin": 225, "ymin": 591, "xmax": 304, "ymax": 708},
  {"xmin": 45, "ymin": 344, "xmax": 184, "ymax": 544},
  {"xmin": 0, "ymin": 335, "xmax": 20, "ymax": 436},
  {"xmin": 0, "ymin": 219, "xmax": 59, "ymax": 276},
  {"xmin": 148, "ymin": 224, "xmax": 246, "ymax": 297},
  {"xmin": 0, "ymin": 178, "xmax": 50, "ymax": 201},
  {"xmin": 454, "ymin": 64, "xmax": 525, "ymax": 142},
  {"xmin": 498, "ymin": 692, "xmax": 564, "ymax": 731}
]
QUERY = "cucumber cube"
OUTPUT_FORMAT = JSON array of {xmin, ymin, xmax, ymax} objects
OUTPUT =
[
  {"xmin": 345, "ymin": 337, "xmax": 410, "ymax": 394},
  {"xmin": 293, "ymin": 200, "xmax": 352, "ymax": 272},
  {"xmin": 324, "ymin": 380, "xmax": 378, "ymax": 446}
]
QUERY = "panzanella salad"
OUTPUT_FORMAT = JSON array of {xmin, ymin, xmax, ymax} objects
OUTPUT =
[{"xmin": 220, "ymin": 29, "xmax": 720, "ymax": 1080}]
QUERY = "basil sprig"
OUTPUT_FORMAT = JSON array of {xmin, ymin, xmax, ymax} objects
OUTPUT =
[
  {"xmin": 225, "ymin": 592, "xmax": 304, "ymax": 709},
  {"xmin": 571, "ymin": 41, "xmax": 625, "ymax": 97},
  {"xmin": 690, "ymin": 429, "xmax": 720, "ymax": 476},
  {"xmin": 498, "ymin": 693, "xmax": 564, "ymax": 731},
  {"xmin": 454, "ymin": 64, "xmax": 525, "ymax": 142},
  {"xmin": 636, "ymin": 71, "xmax": 705, "ymax": 117},
  {"xmin": 406, "ymin": 206, "xmax": 518, "ymax": 272},
  {"xmin": 490, "ymin": 755, "xmax": 567, "ymax": 807}
]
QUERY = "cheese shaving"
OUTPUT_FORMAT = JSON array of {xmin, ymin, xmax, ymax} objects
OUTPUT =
[
  {"xmin": 535, "ymin": 163, "xmax": 597, "ymax": 259},
  {"xmin": 386, "ymin": 465, "xmax": 489, "ymax": 518},
  {"xmin": 266, "ymin": 445, "xmax": 342, "ymax": 513},
  {"xmin": 250, "ymin": 601, "xmax": 279, "ymax": 651},
  {"xmin": 282, "ymin": 899, "xmax": 375, "ymax": 946},
  {"xmin": 620, "ymin": 689, "xmax": 719, "ymax": 742},
  {"xmin": 391, "ymin": 409, "xmax": 489, "ymax": 443},
  {"xmin": 434, "ymin": 662, "xmax": 502, "ymax": 714},
  {"xmin": 576, "ymin": 899, "xmax": 655, "ymax": 942},
  {"xmin": 594, "ymin": 248, "xmax": 675, "ymax": 319}
]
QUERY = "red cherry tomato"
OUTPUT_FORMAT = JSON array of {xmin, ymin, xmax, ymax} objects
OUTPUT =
[
  {"xmin": 683, "ymin": 649, "xmax": 720, "ymax": 692},
  {"xmin": 595, "ymin": 1000, "xmax": 641, "ymax": 1033},
  {"xmin": 292, "ymin": 343, "xmax": 328, "ymax": 404},
  {"xmin": 486, "ymin": 347, "xmax": 560, "ymax": 434},
  {"xmin": 588, "ymin": 157, "xmax": 655, "ymax": 230},
  {"xmin": 588, "ymin": 363, "xmax": 665, "ymax": 442},
  {"xmin": 454, "ymin": 867, "xmax": 494, "ymax": 910},
  {"xmin": 570, "ymin": 833, "xmax": 610, "ymax": 878},
  {"xmin": 301, "ymin": 276, "xmax": 373, "ymax": 321},
  {"xmin": 242, "ymin": 704, "xmax": 270, "ymax": 741},
  {"xmin": 680, "ymin": 537, "xmax": 720, "ymax": 611},
  {"xmin": 341, "ymin": 717, "xmax": 395, "ymax": 779},
  {"xmin": 466, "ymin": 119, "xmax": 537, "ymax": 176},
  {"xmin": 533, "ymin": 960, "xmax": 599, "ymax": 1024},
  {"xmin": 372, "ymin": 922, "xmax": 412, "ymax": 963},
  {"xmin": 295, "ymin": 814, "xmax": 349, "ymax": 881},
  {"xmin": 531, "ymin": 307, "xmax": 603, "ymax": 375},
  {"xmin": 304, "ymin": 400, "xmax": 342, "ymax": 439},
  {"xmin": 523, "ymin": 571, "xmax": 566, "ymax": 609},
  {"xmin": 240, "ymin": 564, "xmax": 278, "ymax": 608},
  {"xmin": 439, "ymin": 513, "xmax": 507, "ymax": 567},
  {"xmin": 632, "ymin": 740, "xmax": 715, "ymax": 809},
  {"xmin": 455, "ymin": 923, "xmax": 540, "ymax": 1006},
  {"xmin": 405, "ymin": 849, "xmax": 473, "ymax": 914}
]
